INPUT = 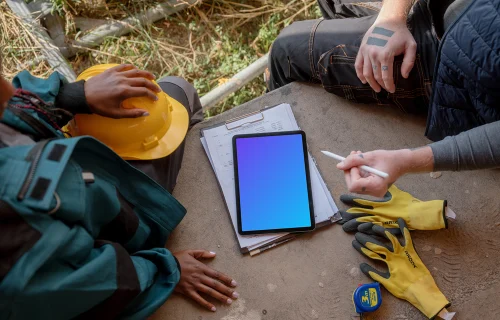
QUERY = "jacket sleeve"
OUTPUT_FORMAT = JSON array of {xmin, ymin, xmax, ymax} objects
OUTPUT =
[
  {"xmin": 429, "ymin": 120, "xmax": 500, "ymax": 171},
  {"xmin": 73, "ymin": 242, "xmax": 181, "ymax": 320},
  {"xmin": 12, "ymin": 71, "xmax": 91, "ymax": 128},
  {"xmin": 2, "ymin": 229, "xmax": 180, "ymax": 320},
  {"xmin": 54, "ymin": 80, "xmax": 92, "ymax": 116}
]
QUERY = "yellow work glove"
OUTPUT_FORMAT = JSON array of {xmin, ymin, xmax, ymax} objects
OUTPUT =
[
  {"xmin": 339, "ymin": 185, "xmax": 447, "ymax": 232},
  {"xmin": 353, "ymin": 219, "xmax": 450, "ymax": 319}
]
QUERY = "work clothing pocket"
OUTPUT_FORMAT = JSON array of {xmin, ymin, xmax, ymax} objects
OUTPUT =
[{"xmin": 318, "ymin": 45, "xmax": 429, "ymax": 114}]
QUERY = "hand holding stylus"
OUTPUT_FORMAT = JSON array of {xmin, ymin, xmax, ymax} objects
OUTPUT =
[
  {"xmin": 322, "ymin": 150, "xmax": 406, "ymax": 198},
  {"xmin": 321, "ymin": 151, "xmax": 389, "ymax": 178}
]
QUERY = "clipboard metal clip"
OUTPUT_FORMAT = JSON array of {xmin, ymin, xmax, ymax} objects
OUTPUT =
[{"xmin": 225, "ymin": 110, "xmax": 265, "ymax": 130}]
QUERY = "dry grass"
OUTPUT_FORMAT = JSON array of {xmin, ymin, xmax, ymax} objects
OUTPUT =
[
  {"xmin": 0, "ymin": 2, "xmax": 53, "ymax": 79},
  {"xmin": 2, "ymin": 0, "xmax": 321, "ymax": 115}
]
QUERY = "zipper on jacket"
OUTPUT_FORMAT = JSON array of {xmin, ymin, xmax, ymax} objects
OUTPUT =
[{"xmin": 17, "ymin": 139, "xmax": 53, "ymax": 201}]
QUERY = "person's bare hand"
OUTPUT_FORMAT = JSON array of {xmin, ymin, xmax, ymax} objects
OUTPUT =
[
  {"xmin": 84, "ymin": 64, "xmax": 161, "ymax": 119},
  {"xmin": 173, "ymin": 250, "xmax": 238, "ymax": 312},
  {"xmin": 337, "ymin": 150, "xmax": 408, "ymax": 197},
  {"xmin": 355, "ymin": 18, "xmax": 417, "ymax": 93}
]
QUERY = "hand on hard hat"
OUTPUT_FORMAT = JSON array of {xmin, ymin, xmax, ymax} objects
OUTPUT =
[
  {"xmin": 70, "ymin": 63, "xmax": 190, "ymax": 160},
  {"xmin": 84, "ymin": 64, "xmax": 162, "ymax": 119}
]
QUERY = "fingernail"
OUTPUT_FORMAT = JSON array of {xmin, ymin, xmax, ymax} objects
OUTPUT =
[
  {"xmin": 337, "ymin": 161, "xmax": 344, "ymax": 168},
  {"xmin": 231, "ymin": 280, "xmax": 238, "ymax": 287},
  {"xmin": 227, "ymin": 299, "xmax": 233, "ymax": 305},
  {"xmin": 210, "ymin": 251, "xmax": 216, "ymax": 255},
  {"xmin": 211, "ymin": 307, "xmax": 216, "ymax": 312},
  {"xmin": 232, "ymin": 292, "xmax": 239, "ymax": 298},
  {"xmin": 142, "ymin": 112, "xmax": 150, "ymax": 117},
  {"xmin": 154, "ymin": 96, "xmax": 159, "ymax": 101}
]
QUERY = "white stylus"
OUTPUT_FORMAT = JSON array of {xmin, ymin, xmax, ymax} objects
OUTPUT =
[{"xmin": 321, "ymin": 150, "xmax": 389, "ymax": 179}]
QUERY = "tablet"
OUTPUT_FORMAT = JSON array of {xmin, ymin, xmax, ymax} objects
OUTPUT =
[{"xmin": 233, "ymin": 131, "xmax": 315, "ymax": 235}]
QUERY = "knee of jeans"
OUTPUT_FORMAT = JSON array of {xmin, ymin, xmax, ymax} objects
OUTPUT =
[
  {"xmin": 270, "ymin": 20, "xmax": 312, "ymax": 61},
  {"xmin": 270, "ymin": 34, "xmax": 286, "ymax": 61}
]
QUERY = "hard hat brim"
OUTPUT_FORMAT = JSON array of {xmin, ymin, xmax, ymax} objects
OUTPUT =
[{"xmin": 119, "ymin": 97, "xmax": 190, "ymax": 160}]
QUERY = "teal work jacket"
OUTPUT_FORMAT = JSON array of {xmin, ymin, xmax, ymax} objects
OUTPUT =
[{"xmin": 0, "ymin": 71, "xmax": 186, "ymax": 319}]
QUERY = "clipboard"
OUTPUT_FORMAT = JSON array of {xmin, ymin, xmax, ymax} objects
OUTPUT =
[{"xmin": 200, "ymin": 103, "xmax": 340, "ymax": 254}]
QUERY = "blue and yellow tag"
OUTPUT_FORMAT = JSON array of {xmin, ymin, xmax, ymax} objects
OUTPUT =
[{"xmin": 353, "ymin": 282, "xmax": 382, "ymax": 314}]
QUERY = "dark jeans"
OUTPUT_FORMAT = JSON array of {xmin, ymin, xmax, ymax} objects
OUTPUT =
[
  {"xmin": 129, "ymin": 77, "xmax": 203, "ymax": 193},
  {"xmin": 268, "ymin": 0, "xmax": 439, "ymax": 114}
]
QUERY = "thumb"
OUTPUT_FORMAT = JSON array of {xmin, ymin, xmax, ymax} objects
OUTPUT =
[
  {"xmin": 189, "ymin": 250, "xmax": 217, "ymax": 260},
  {"xmin": 401, "ymin": 40, "xmax": 417, "ymax": 78},
  {"xmin": 337, "ymin": 154, "xmax": 369, "ymax": 170}
]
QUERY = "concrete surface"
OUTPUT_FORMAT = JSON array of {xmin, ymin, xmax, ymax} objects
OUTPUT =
[{"xmin": 151, "ymin": 82, "xmax": 500, "ymax": 320}]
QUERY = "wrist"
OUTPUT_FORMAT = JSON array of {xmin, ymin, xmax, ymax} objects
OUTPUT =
[
  {"xmin": 375, "ymin": 12, "xmax": 407, "ymax": 24},
  {"xmin": 399, "ymin": 146, "xmax": 434, "ymax": 174},
  {"xmin": 83, "ymin": 81, "xmax": 98, "ymax": 114},
  {"xmin": 404, "ymin": 274, "xmax": 450, "ymax": 319},
  {"xmin": 376, "ymin": 0, "xmax": 414, "ymax": 24},
  {"xmin": 173, "ymin": 256, "xmax": 182, "ymax": 275}
]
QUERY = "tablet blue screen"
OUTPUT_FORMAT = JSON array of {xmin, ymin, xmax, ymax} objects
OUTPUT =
[{"xmin": 235, "ymin": 134, "xmax": 312, "ymax": 232}]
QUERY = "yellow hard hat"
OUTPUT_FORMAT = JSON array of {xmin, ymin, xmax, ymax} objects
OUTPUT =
[{"xmin": 66, "ymin": 64, "xmax": 189, "ymax": 160}]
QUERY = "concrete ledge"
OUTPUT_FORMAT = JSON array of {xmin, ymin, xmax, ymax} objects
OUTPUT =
[{"xmin": 152, "ymin": 82, "xmax": 500, "ymax": 320}]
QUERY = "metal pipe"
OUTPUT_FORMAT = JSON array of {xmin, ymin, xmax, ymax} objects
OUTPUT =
[
  {"xmin": 20, "ymin": 0, "xmax": 196, "ymax": 71},
  {"xmin": 201, "ymin": 53, "xmax": 269, "ymax": 111},
  {"xmin": 6, "ymin": 0, "xmax": 76, "ymax": 81},
  {"xmin": 27, "ymin": 0, "xmax": 52, "ymax": 18},
  {"xmin": 74, "ymin": 0, "xmax": 197, "ymax": 48}
]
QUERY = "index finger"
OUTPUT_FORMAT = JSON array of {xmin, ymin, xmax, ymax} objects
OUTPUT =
[
  {"xmin": 109, "ymin": 64, "xmax": 136, "ymax": 72},
  {"xmin": 381, "ymin": 55, "xmax": 395, "ymax": 93},
  {"xmin": 126, "ymin": 78, "xmax": 161, "ymax": 93},
  {"xmin": 363, "ymin": 54, "xmax": 381, "ymax": 92},
  {"xmin": 123, "ymin": 87, "xmax": 158, "ymax": 101},
  {"xmin": 122, "ymin": 69, "xmax": 156, "ymax": 80},
  {"xmin": 204, "ymin": 267, "xmax": 237, "ymax": 287}
]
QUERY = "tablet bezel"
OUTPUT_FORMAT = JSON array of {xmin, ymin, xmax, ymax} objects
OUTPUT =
[{"xmin": 233, "ymin": 130, "xmax": 315, "ymax": 235}]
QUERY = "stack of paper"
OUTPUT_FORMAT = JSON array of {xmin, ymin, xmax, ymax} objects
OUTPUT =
[{"xmin": 201, "ymin": 103, "xmax": 340, "ymax": 253}]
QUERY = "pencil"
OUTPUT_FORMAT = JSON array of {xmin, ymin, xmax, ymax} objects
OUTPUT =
[
  {"xmin": 249, "ymin": 237, "xmax": 296, "ymax": 256},
  {"xmin": 321, "ymin": 150, "xmax": 389, "ymax": 179}
]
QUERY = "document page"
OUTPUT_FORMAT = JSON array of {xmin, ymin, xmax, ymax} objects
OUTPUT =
[{"xmin": 202, "ymin": 103, "xmax": 338, "ymax": 249}]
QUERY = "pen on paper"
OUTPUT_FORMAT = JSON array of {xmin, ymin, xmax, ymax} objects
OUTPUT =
[{"xmin": 320, "ymin": 150, "xmax": 389, "ymax": 179}]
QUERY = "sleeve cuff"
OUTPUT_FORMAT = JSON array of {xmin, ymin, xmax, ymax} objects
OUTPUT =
[
  {"xmin": 54, "ymin": 80, "xmax": 92, "ymax": 115},
  {"xmin": 428, "ymin": 137, "xmax": 457, "ymax": 172}
]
